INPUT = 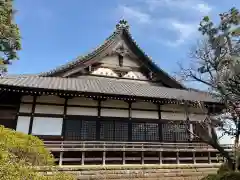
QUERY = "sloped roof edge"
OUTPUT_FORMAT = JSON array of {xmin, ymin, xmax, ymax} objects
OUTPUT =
[{"xmin": 39, "ymin": 20, "xmax": 184, "ymax": 89}]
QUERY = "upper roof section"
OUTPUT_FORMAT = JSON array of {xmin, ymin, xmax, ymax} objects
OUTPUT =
[{"xmin": 40, "ymin": 20, "xmax": 184, "ymax": 89}]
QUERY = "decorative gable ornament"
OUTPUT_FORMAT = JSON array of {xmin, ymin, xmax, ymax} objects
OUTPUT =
[
  {"xmin": 116, "ymin": 19, "xmax": 129, "ymax": 31},
  {"xmin": 92, "ymin": 67, "xmax": 118, "ymax": 77},
  {"xmin": 113, "ymin": 42, "xmax": 129, "ymax": 57}
]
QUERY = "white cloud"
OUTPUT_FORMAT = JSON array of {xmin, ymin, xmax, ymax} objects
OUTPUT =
[
  {"xmin": 194, "ymin": 3, "xmax": 212, "ymax": 14},
  {"xmin": 116, "ymin": 0, "xmax": 212, "ymax": 46},
  {"xmin": 145, "ymin": 0, "xmax": 212, "ymax": 15},
  {"xmin": 166, "ymin": 20, "xmax": 197, "ymax": 46},
  {"xmin": 117, "ymin": 5, "xmax": 152, "ymax": 24}
]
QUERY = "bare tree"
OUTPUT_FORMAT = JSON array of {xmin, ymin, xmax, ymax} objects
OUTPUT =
[{"xmin": 178, "ymin": 7, "xmax": 240, "ymax": 170}]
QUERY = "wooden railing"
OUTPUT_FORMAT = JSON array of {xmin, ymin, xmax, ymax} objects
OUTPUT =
[{"xmin": 44, "ymin": 141, "xmax": 234, "ymax": 152}]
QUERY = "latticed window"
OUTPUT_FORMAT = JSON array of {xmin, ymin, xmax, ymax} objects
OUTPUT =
[
  {"xmin": 64, "ymin": 119, "xmax": 81, "ymax": 140},
  {"xmin": 162, "ymin": 123, "xmax": 175, "ymax": 142},
  {"xmin": 145, "ymin": 123, "xmax": 159, "ymax": 141},
  {"xmin": 81, "ymin": 120, "xmax": 96, "ymax": 140},
  {"xmin": 115, "ymin": 121, "xmax": 128, "ymax": 141},
  {"xmin": 132, "ymin": 123, "xmax": 145, "ymax": 141},
  {"xmin": 100, "ymin": 121, "xmax": 114, "ymax": 140},
  {"xmin": 175, "ymin": 124, "xmax": 189, "ymax": 142},
  {"xmin": 162, "ymin": 123, "xmax": 189, "ymax": 142}
]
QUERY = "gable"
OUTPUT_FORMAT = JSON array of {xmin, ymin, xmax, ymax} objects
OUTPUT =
[{"xmin": 40, "ymin": 20, "xmax": 184, "ymax": 89}]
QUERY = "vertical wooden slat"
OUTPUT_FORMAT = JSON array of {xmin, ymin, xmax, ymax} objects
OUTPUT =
[
  {"xmin": 81, "ymin": 152, "xmax": 85, "ymax": 165},
  {"xmin": 122, "ymin": 151, "xmax": 126, "ymax": 165}
]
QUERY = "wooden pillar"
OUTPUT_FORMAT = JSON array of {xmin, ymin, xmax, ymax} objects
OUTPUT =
[
  {"xmin": 61, "ymin": 97, "xmax": 68, "ymax": 139},
  {"xmin": 208, "ymin": 152, "xmax": 211, "ymax": 164},
  {"xmin": 59, "ymin": 152, "xmax": 63, "ymax": 166},
  {"xmin": 128, "ymin": 101, "xmax": 132, "ymax": 141},
  {"xmin": 158, "ymin": 104, "xmax": 162, "ymax": 142},
  {"xmin": 159, "ymin": 151, "xmax": 162, "ymax": 164},
  {"xmin": 28, "ymin": 96, "xmax": 37, "ymax": 134},
  {"xmin": 81, "ymin": 152, "xmax": 85, "ymax": 165},
  {"xmin": 141, "ymin": 151, "xmax": 144, "ymax": 165},
  {"xmin": 103, "ymin": 151, "xmax": 106, "ymax": 165},
  {"xmin": 176, "ymin": 151, "xmax": 180, "ymax": 164},
  {"xmin": 193, "ymin": 151, "xmax": 196, "ymax": 164},
  {"xmin": 123, "ymin": 151, "xmax": 126, "ymax": 165}
]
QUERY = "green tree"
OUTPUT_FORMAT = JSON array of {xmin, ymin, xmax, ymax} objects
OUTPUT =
[
  {"xmin": 0, "ymin": 126, "xmax": 76, "ymax": 180},
  {"xmin": 179, "ymin": 7, "xmax": 240, "ymax": 170},
  {"xmin": 0, "ymin": 0, "xmax": 21, "ymax": 75}
]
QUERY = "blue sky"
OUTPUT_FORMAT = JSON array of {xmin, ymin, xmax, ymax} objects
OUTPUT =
[{"xmin": 10, "ymin": 0, "xmax": 239, "ymax": 82}]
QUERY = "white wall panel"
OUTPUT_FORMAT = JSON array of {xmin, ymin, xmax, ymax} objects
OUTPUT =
[
  {"xmin": 32, "ymin": 117, "xmax": 63, "ymax": 135},
  {"xmin": 123, "ymin": 56, "xmax": 140, "ymax": 67},
  {"xmin": 132, "ymin": 101, "xmax": 158, "ymax": 110},
  {"xmin": 19, "ymin": 104, "xmax": 32, "ymax": 113},
  {"xmin": 101, "ymin": 100, "xmax": 128, "ymax": 108},
  {"xmin": 68, "ymin": 97, "xmax": 98, "ymax": 106},
  {"xmin": 100, "ymin": 55, "xmax": 119, "ymax": 66},
  {"xmin": 189, "ymin": 113, "xmax": 207, "ymax": 121},
  {"xmin": 16, "ymin": 116, "xmax": 30, "ymax": 134},
  {"xmin": 36, "ymin": 95, "xmax": 65, "ymax": 104},
  {"xmin": 131, "ymin": 110, "xmax": 158, "ymax": 119},
  {"xmin": 67, "ymin": 107, "xmax": 98, "ymax": 116},
  {"xmin": 101, "ymin": 108, "xmax": 128, "ymax": 117},
  {"xmin": 35, "ymin": 105, "xmax": 64, "ymax": 114},
  {"xmin": 161, "ymin": 112, "xmax": 186, "ymax": 121},
  {"xmin": 188, "ymin": 107, "xmax": 207, "ymax": 114},
  {"xmin": 21, "ymin": 96, "xmax": 33, "ymax": 103}
]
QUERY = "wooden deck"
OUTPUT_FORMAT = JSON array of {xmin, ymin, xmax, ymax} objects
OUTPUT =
[{"xmin": 43, "ymin": 141, "xmax": 233, "ymax": 166}]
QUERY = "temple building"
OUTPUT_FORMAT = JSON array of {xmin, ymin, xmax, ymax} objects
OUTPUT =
[{"xmin": 0, "ymin": 20, "xmax": 229, "ymax": 166}]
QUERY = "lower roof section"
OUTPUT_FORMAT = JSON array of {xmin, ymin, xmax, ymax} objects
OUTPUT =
[{"xmin": 0, "ymin": 75, "xmax": 218, "ymax": 103}]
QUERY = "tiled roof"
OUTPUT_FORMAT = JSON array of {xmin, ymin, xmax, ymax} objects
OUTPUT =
[{"xmin": 0, "ymin": 75, "xmax": 217, "ymax": 103}]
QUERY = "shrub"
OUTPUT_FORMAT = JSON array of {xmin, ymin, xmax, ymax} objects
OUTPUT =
[
  {"xmin": 0, "ymin": 125, "xmax": 54, "ymax": 166},
  {"xmin": 201, "ymin": 172, "xmax": 240, "ymax": 180},
  {"xmin": 0, "ymin": 126, "xmax": 76, "ymax": 180}
]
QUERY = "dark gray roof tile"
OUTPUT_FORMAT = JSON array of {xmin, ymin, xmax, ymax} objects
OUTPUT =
[{"xmin": 0, "ymin": 76, "xmax": 217, "ymax": 102}]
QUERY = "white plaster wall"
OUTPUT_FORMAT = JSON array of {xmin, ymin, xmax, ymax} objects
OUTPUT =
[
  {"xmin": 67, "ymin": 107, "xmax": 98, "ymax": 116},
  {"xmin": 21, "ymin": 96, "xmax": 33, "ymax": 103},
  {"xmin": 34, "ymin": 105, "xmax": 64, "ymax": 114},
  {"xmin": 189, "ymin": 113, "xmax": 207, "ymax": 121},
  {"xmin": 101, "ymin": 100, "xmax": 128, "ymax": 108},
  {"xmin": 101, "ymin": 108, "xmax": 128, "ymax": 117},
  {"xmin": 131, "ymin": 110, "xmax": 158, "ymax": 119},
  {"xmin": 31, "ymin": 117, "xmax": 63, "ymax": 135},
  {"xmin": 68, "ymin": 97, "xmax": 98, "ymax": 106},
  {"xmin": 161, "ymin": 112, "xmax": 186, "ymax": 121},
  {"xmin": 132, "ymin": 101, "xmax": 158, "ymax": 110},
  {"xmin": 16, "ymin": 116, "xmax": 30, "ymax": 134},
  {"xmin": 36, "ymin": 95, "xmax": 65, "ymax": 104},
  {"xmin": 19, "ymin": 104, "xmax": 32, "ymax": 113},
  {"xmin": 161, "ymin": 104, "xmax": 185, "ymax": 112}
]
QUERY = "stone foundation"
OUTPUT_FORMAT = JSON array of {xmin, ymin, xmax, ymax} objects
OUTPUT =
[{"xmin": 39, "ymin": 164, "xmax": 220, "ymax": 180}]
